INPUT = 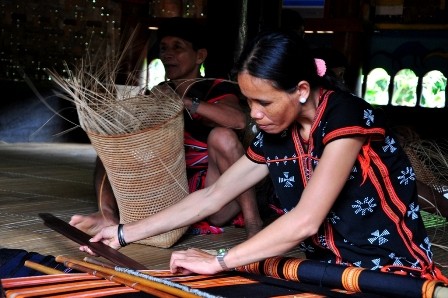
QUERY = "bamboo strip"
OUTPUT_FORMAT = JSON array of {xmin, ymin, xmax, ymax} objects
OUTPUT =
[
  {"xmin": 1, "ymin": 274, "xmax": 98, "ymax": 289},
  {"xmin": 5, "ymin": 280, "xmax": 120, "ymax": 298},
  {"xmin": 56, "ymin": 256, "xmax": 201, "ymax": 298},
  {"xmin": 47, "ymin": 286, "xmax": 138, "ymax": 298},
  {"xmin": 24, "ymin": 260, "xmax": 64, "ymax": 275},
  {"xmin": 61, "ymin": 258, "xmax": 176, "ymax": 298}
]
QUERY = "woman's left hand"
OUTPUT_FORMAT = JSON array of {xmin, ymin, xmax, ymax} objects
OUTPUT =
[{"xmin": 170, "ymin": 248, "xmax": 222, "ymax": 275}]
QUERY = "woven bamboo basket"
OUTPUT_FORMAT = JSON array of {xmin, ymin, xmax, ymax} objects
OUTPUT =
[
  {"xmin": 82, "ymin": 91, "xmax": 189, "ymax": 248},
  {"xmin": 49, "ymin": 46, "xmax": 190, "ymax": 247}
]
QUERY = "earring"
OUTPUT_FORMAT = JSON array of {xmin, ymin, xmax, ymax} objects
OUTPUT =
[{"xmin": 299, "ymin": 97, "xmax": 307, "ymax": 104}]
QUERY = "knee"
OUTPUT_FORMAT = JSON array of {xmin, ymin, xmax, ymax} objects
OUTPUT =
[{"xmin": 208, "ymin": 127, "xmax": 243, "ymax": 154}]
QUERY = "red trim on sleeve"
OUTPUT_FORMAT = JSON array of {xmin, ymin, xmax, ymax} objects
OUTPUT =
[
  {"xmin": 246, "ymin": 147, "xmax": 265, "ymax": 163},
  {"xmin": 323, "ymin": 127, "xmax": 385, "ymax": 145}
]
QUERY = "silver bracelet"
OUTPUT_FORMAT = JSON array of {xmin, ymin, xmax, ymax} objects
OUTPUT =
[
  {"xmin": 216, "ymin": 248, "xmax": 231, "ymax": 271},
  {"xmin": 117, "ymin": 224, "xmax": 127, "ymax": 247}
]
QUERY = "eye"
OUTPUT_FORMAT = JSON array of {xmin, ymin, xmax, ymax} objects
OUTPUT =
[
  {"xmin": 247, "ymin": 97, "xmax": 270, "ymax": 108},
  {"xmin": 159, "ymin": 44, "xmax": 168, "ymax": 53},
  {"xmin": 257, "ymin": 99, "xmax": 270, "ymax": 107}
]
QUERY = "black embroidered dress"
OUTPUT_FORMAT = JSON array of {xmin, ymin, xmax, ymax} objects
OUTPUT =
[{"xmin": 246, "ymin": 90, "xmax": 435, "ymax": 277}]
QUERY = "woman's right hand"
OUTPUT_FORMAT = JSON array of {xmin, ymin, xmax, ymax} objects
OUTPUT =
[{"xmin": 79, "ymin": 224, "xmax": 121, "ymax": 255}]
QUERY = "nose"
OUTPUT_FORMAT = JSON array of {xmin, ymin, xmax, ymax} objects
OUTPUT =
[
  {"xmin": 250, "ymin": 106, "xmax": 263, "ymax": 121},
  {"xmin": 159, "ymin": 48, "xmax": 174, "ymax": 61}
]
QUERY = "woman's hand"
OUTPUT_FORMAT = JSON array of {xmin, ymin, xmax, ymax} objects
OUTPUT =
[
  {"xmin": 79, "ymin": 224, "xmax": 121, "ymax": 255},
  {"xmin": 170, "ymin": 248, "xmax": 222, "ymax": 275}
]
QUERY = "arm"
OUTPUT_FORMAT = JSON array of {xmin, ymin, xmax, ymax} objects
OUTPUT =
[
  {"xmin": 184, "ymin": 93, "xmax": 246, "ymax": 129},
  {"xmin": 86, "ymin": 156, "xmax": 269, "ymax": 250},
  {"xmin": 170, "ymin": 136, "xmax": 365, "ymax": 274}
]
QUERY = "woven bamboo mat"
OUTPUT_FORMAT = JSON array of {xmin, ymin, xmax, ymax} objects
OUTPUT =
[
  {"xmin": 0, "ymin": 142, "xmax": 446, "ymax": 275},
  {"xmin": 0, "ymin": 142, "xmax": 304, "ymax": 270}
]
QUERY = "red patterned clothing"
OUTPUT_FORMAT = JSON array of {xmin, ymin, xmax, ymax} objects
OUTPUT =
[
  {"xmin": 160, "ymin": 79, "xmax": 241, "ymax": 191},
  {"xmin": 181, "ymin": 79, "xmax": 241, "ymax": 191},
  {"xmin": 247, "ymin": 90, "xmax": 439, "ymax": 279},
  {"xmin": 183, "ymin": 79, "xmax": 241, "ymax": 235}
]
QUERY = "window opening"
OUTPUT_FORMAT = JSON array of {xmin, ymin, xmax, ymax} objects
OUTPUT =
[
  {"xmin": 147, "ymin": 58, "xmax": 166, "ymax": 90},
  {"xmin": 147, "ymin": 58, "xmax": 206, "ymax": 90},
  {"xmin": 391, "ymin": 69, "xmax": 418, "ymax": 107},
  {"xmin": 364, "ymin": 68, "xmax": 390, "ymax": 106},
  {"xmin": 420, "ymin": 70, "xmax": 446, "ymax": 108}
]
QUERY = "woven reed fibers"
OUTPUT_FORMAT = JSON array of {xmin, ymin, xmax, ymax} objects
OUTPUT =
[
  {"xmin": 86, "ymin": 92, "xmax": 189, "ymax": 248},
  {"xmin": 396, "ymin": 127, "xmax": 448, "ymax": 187}
]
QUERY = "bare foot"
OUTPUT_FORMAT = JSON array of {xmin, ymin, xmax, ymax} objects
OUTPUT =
[
  {"xmin": 69, "ymin": 211, "xmax": 118, "ymax": 236},
  {"xmin": 244, "ymin": 219, "xmax": 264, "ymax": 239}
]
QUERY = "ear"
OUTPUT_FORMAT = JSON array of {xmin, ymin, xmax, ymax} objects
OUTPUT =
[
  {"xmin": 196, "ymin": 48, "xmax": 208, "ymax": 65},
  {"xmin": 296, "ymin": 81, "xmax": 311, "ymax": 100}
]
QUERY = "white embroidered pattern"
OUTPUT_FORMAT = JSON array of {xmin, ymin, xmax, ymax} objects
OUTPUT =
[
  {"xmin": 407, "ymin": 202, "xmax": 420, "ymax": 220},
  {"xmin": 278, "ymin": 172, "xmax": 295, "ymax": 187},
  {"xmin": 371, "ymin": 258, "xmax": 382, "ymax": 270},
  {"xmin": 299, "ymin": 242, "xmax": 315, "ymax": 253},
  {"xmin": 398, "ymin": 167, "xmax": 416, "ymax": 185},
  {"xmin": 348, "ymin": 166, "xmax": 357, "ymax": 180},
  {"xmin": 318, "ymin": 235, "xmax": 328, "ymax": 248},
  {"xmin": 363, "ymin": 109, "xmax": 374, "ymax": 126},
  {"xmin": 368, "ymin": 229, "xmax": 390, "ymax": 245},
  {"xmin": 253, "ymin": 132, "xmax": 263, "ymax": 147},
  {"xmin": 382, "ymin": 136, "xmax": 397, "ymax": 153},
  {"xmin": 420, "ymin": 237, "xmax": 433, "ymax": 261},
  {"xmin": 327, "ymin": 211, "xmax": 341, "ymax": 224},
  {"xmin": 352, "ymin": 197, "xmax": 377, "ymax": 215}
]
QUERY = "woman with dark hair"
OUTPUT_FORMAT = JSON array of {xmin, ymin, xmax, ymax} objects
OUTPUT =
[{"xmin": 82, "ymin": 30, "xmax": 447, "ymax": 283}]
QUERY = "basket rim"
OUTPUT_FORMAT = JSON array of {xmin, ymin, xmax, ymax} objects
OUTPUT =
[{"xmin": 85, "ymin": 108, "xmax": 184, "ymax": 138}]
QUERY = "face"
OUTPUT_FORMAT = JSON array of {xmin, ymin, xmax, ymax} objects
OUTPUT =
[
  {"xmin": 159, "ymin": 36, "xmax": 206, "ymax": 81},
  {"xmin": 238, "ymin": 72, "xmax": 301, "ymax": 134}
]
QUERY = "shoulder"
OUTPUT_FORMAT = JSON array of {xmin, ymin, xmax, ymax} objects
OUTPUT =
[
  {"xmin": 202, "ymin": 79, "xmax": 241, "ymax": 102},
  {"xmin": 187, "ymin": 79, "xmax": 239, "ymax": 100},
  {"xmin": 325, "ymin": 91, "xmax": 384, "ymax": 122},
  {"xmin": 207, "ymin": 79, "xmax": 240, "ymax": 95},
  {"xmin": 327, "ymin": 91, "xmax": 371, "ymax": 110},
  {"xmin": 319, "ymin": 91, "xmax": 387, "ymax": 142}
]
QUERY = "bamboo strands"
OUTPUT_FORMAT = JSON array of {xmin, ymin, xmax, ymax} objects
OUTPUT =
[
  {"xmin": 46, "ymin": 286, "xmax": 139, "ymax": 298},
  {"xmin": 1, "ymin": 273, "xmax": 98, "ymax": 289},
  {"xmin": 3, "ymin": 261, "xmax": 167, "ymax": 298},
  {"xmin": 4, "ymin": 279, "xmax": 122, "ymax": 298},
  {"xmin": 56, "ymin": 256, "xmax": 208, "ymax": 298},
  {"xmin": 57, "ymin": 258, "xmax": 176, "ymax": 298}
]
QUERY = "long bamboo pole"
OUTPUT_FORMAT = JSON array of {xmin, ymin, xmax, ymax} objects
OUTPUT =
[{"xmin": 24, "ymin": 260, "xmax": 64, "ymax": 275}]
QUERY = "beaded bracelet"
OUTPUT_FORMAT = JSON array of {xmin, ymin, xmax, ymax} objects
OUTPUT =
[{"xmin": 117, "ymin": 224, "xmax": 128, "ymax": 247}]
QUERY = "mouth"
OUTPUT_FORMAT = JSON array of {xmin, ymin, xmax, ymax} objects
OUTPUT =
[
  {"xmin": 257, "ymin": 124, "xmax": 272, "ymax": 132},
  {"xmin": 257, "ymin": 123, "xmax": 283, "ymax": 134}
]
